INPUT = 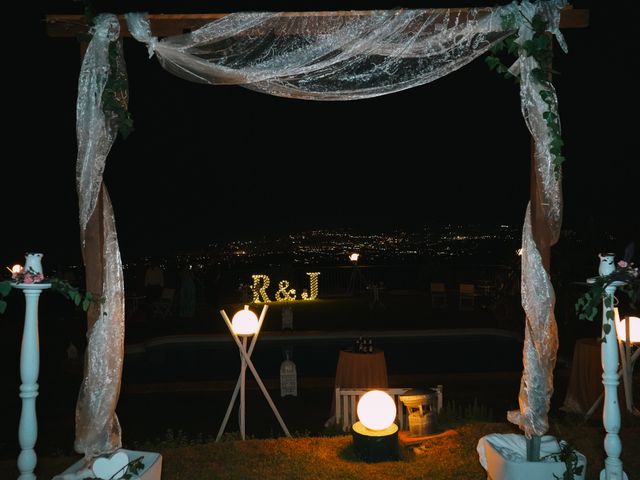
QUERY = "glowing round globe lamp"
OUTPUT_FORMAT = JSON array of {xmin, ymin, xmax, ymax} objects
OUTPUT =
[
  {"xmin": 358, "ymin": 390, "xmax": 397, "ymax": 430},
  {"xmin": 615, "ymin": 314, "xmax": 640, "ymax": 344},
  {"xmin": 232, "ymin": 306, "xmax": 259, "ymax": 336},
  {"xmin": 352, "ymin": 390, "xmax": 399, "ymax": 462}
]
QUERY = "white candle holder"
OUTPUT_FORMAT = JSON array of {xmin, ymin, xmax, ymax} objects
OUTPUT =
[
  {"xmin": 13, "ymin": 253, "xmax": 51, "ymax": 480},
  {"xmin": 587, "ymin": 261, "xmax": 630, "ymax": 480}
]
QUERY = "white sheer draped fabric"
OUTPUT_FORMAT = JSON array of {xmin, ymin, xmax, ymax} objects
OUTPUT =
[
  {"xmin": 76, "ymin": 14, "xmax": 122, "ymax": 236},
  {"xmin": 506, "ymin": 0, "xmax": 565, "ymax": 438},
  {"xmin": 75, "ymin": 14, "xmax": 125, "ymax": 458},
  {"xmin": 74, "ymin": 188, "xmax": 125, "ymax": 458},
  {"xmin": 76, "ymin": 1, "xmax": 567, "ymax": 457},
  {"xmin": 125, "ymin": 8, "xmax": 515, "ymax": 100}
]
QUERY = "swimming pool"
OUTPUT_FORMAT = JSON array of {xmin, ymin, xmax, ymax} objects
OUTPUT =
[{"xmin": 123, "ymin": 328, "xmax": 523, "ymax": 384}]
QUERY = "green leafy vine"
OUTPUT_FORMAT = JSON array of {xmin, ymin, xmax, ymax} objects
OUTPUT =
[
  {"xmin": 575, "ymin": 266, "xmax": 639, "ymax": 322},
  {"xmin": 77, "ymin": 0, "xmax": 133, "ymax": 139},
  {"xmin": 0, "ymin": 281, "xmax": 11, "ymax": 314},
  {"xmin": 102, "ymin": 41, "xmax": 133, "ymax": 139},
  {"xmin": 0, "ymin": 275, "xmax": 103, "ymax": 316},
  {"xmin": 486, "ymin": 11, "xmax": 565, "ymax": 176},
  {"xmin": 550, "ymin": 441, "xmax": 584, "ymax": 480},
  {"xmin": 575, "ymin": 263, "xmax": 639, "ymax": 342}
]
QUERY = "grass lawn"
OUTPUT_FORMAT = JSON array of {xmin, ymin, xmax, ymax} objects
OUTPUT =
[{"xmin": 2, "ymin": 420, "xmax": 638, "ymax": 480}]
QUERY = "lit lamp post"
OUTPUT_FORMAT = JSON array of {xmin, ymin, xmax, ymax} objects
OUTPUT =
[
  {"xmin": 614, "ymin": 310, "xmax": 640, "ymax": 415},
  {"xmin": 348, "ymin": 253, "xmax": 363, "ymax": 296},
  {"xmin": 216, "ymin": 305, "xmax": 291, "ymax": 441},
  {"xmin": 352, "ymin": 390, "xmax": 398, "ymax": 462}
]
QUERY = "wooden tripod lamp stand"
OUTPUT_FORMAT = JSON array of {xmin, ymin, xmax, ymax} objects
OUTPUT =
[{"xmin": 216, "ymin": 304, "xmax": 291, "ymax": 441}]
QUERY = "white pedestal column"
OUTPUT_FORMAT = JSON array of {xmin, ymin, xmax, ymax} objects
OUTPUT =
[
  {"xmin": 14, "ymin": 283, "xmax": 50, "ymax": 480},
  {"xmin": 600, "ymin": 284, "xmax": 628, "ymax": 480}
]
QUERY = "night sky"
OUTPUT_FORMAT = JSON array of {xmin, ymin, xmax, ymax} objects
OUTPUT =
[{"xmin": 4, "ymin": 1, "xmax": 636, "ymax": 267}]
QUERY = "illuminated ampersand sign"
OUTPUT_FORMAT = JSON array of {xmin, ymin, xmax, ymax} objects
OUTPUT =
[
  {"xmin": 301, "ymin": 272, "xmax": 320, "ymax": 300},
  {"xmin": 275, "ymin": 280, "xmax": 297, "ymax": 301},
  {"xmin": 251, "ymin": 274, "xmax": 271, "ymax": 303}
]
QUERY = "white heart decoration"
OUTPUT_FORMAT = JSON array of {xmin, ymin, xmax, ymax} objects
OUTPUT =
[{"xmin": 91, "ymin": 451, "xmax": 130, "ymax": 480}]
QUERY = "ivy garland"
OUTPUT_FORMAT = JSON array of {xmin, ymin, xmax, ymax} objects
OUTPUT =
[
  {"xmin": 551, "ymin": 441, "xmax": 584, "ymax": 480},
  {"xmin": 0, "ymin": 274, "xmax": 103, "ymax": 315},
  {"xmin": 78, "ymin": 0, "xmax": 133, "ymax": 139},
  {"xmin": 103, "ymin": 41, "xmax": 134, "ymax": 139},
  {"xmin": 574, "ymin": 264, "xmax": 639, "ymax": 341},
  {"xmin": 486, "ymin": 11, "xmax": 565, "ymax": 176}
]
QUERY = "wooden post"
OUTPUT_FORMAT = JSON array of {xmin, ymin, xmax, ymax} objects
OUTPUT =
[
  {"xmin": 46, "ymin": 9, "xmax": 589, "ymax": 38},
  {"xmin": 525, "ymin": 35, "xmax": 555, "ymax": 462},
  {"xmin": 81, "ymin": 185, "xmax": 105, "ymax": 331},
  {"xmin": 529, "ymin": 143, "xmax": 552, "ymax": 271},
  {"xmin": 240, "ymin": 336, "xmax": 247, "ymax": 440},
  {"xmin": 78, "ymin": 41, "xmax": 105, "ymax": 332}
]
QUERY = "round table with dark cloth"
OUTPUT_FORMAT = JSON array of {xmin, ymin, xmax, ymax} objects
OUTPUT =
[
  {"xmin": 335, "ymin": 350, "xmax": 389, "ymax": 389},
  {"xmin": 562, "ymin": 337, "xmax": 602, "ymax": 415},
  {"xmin": 328, "ymin": 349, "xmax": 389, "ymax": 422}
]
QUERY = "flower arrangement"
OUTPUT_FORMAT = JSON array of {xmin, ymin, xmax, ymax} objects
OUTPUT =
[
  {"xmin": 0, "ymin": 265, "xmax": 101, "ymax": 315},
  {"xmin": 575, "ymin": 258, "xmax": 639, "ymax": 323},
  {"xmin": 10, "ymin": 265, "xmax": 44, "ymax": 284}
]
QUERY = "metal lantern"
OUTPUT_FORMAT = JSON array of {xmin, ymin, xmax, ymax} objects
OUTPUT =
[
  {"xmin": 280, "ymin": 353, "xmax": 297, "ymax": 397},
  {"xmin": 281, "ymin": 305, "xmax": 293, "ymax": 330}
]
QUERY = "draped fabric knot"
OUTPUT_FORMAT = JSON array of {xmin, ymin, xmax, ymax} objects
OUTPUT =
[
  {"xmin": 512, "ymin": 0, "xmax": 567, "ymax": 52},
  {"xmin": 537, "ymin": 0, "xmax": 568, "ymax": 53},
  {"xmin": 504, "ymin": 1, "xmax": 568, "ymax": 81},
  {"xmin": 91, "ymin": 13, "xmax": 120, "ymax": 42},
  {"xmin": 125, "ymin": 13, "xmax": 158, "ymax": 58}
]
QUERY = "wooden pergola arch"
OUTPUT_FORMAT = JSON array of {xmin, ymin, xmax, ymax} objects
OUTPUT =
[
  {"xmin": 45, "ymin": 3, "xmax": 601, "ymax": 472},
  {"xmin": 46, "ymin": 5, "xmax": 588, "ymax": 328}
]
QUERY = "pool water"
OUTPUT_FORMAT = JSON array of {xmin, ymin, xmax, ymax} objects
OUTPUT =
[{"xmin": 123, "ymin": 329, "xmax": 523, "ymax": 384}]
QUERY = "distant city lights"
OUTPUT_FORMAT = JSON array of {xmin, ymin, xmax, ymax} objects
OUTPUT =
[{"xmin": 116, "ymin": 224, "xmax": 527, "ymax": 272}]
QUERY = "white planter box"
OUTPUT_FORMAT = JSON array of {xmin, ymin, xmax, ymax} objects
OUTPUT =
[
  {"xmin": 55, "ymin": 449, "xmax": 162, "ymax": 480},
  {"xmin": 483, "ymin": 438, "xmax": 586, "ymax": 480}
]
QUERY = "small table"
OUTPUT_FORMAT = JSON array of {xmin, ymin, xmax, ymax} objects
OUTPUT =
[
  {"xmin": 562, "ymin": 338, "xmax": 602, "ymax": 416},
  {"xmin": 329, "ymin": 349, "xmax": 389, "ymax": 426},
  {"xmin": 335, "ymin": 349, "xmax": 389, "ymax": 389}
]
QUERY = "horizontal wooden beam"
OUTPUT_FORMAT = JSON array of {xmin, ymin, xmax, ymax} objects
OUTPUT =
[{"xmin": 46, "ymin": 7, "xmax": 588, "ymax": 38}]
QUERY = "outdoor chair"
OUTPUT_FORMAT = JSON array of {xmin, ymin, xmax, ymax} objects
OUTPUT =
[
  {"xmin": 334, "ymin": 388, "xmax": 410, "ymax": 432},
  {"xmin": 333, "ymin": 386, "xmax": 444, "ymax": 432}
]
